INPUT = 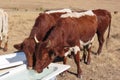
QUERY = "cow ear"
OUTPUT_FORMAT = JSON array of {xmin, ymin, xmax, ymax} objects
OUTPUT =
[
  {"xmin": 46, "ymin": 40, "xmax": 51, "ymax": 48},
  {"xmin": 14, "ymin": 43, "xmax": 23, "ymax": 51}
]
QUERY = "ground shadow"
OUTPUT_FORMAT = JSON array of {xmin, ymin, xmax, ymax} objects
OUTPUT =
[
  {"xmin": 91, "ymin": 50, "xmax": 97, "ymax": 55},
  {"xmin": 67, "ymin": 70, "xmax": 78, "ymax": 77},
  {"xmin": 53, "ymin": 56, "xmax": 63, "ymax": 63},
  {"xmin": 115, "ymin": 48, "xmax": 120, "ymax": 52}
]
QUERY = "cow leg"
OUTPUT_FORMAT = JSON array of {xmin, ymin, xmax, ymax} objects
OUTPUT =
[
  {"xmin": 81, "ymin": 46, "xmax": 86, "ymax": 63},
  {"xmin": 73, "ymin": 51, "xmax": 82, "ymax": 78},
  {"xmin": 0, "ymin": 40, "xmax": 2, "ymax": 49},
  {"xmin": 60, "ymin": 56, "xmax": 67, "ymax": 77},
  {"xmin": 97, "ymin": 33, "xmax": 104, "ymax": 55},
  {"xmin": 3, "ymin": 42, "xmax": 8, "ymax": 51},
  {"xmin": 63, "ymin": 56, "xmax": 67, "ymax": 64},
  {"xmin": 86, "ymin": 45, "xmax": 92, "ymax": 65},
  {"xmin": 3, "ymin": 36, "xmax": 8, "ymax": 52}
]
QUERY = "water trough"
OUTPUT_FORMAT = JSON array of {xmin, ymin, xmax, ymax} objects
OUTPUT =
[{"xmin": 0, "ymin": 52, "xmax": 70, "ymax": 80}]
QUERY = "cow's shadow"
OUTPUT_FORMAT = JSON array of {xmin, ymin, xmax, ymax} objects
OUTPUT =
[
  {"xmin": 67, "ymin": 70, "xmax": 78, "ymax": 77},
  {"xmin": 91, "ymin": 50, "xmax": 97, "ymax": 55},
  {"xmin": 5, "ymin": 51, "xmax": 26, "ymax": 64}
]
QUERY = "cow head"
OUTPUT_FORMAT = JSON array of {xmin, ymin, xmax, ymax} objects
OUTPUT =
[
  {"xmin": 14, "ymin": 38, "xmax": 36, "ymax": 54},
  {"xmin": 14, "ymin": 38, "xmax": 36, "ymax": 69},
  {"xmin": 34, "ymin": 40, "xmax": 56, "ymax": 73}
]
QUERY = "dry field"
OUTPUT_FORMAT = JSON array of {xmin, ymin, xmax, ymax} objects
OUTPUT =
[{"xmin": 0, "ymin": 0, "xmax": 120, "ymax": 80}]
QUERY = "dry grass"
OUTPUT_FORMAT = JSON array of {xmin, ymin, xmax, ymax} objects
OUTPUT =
[
  {"xmin": 0, "ymin": 11, "xmax": 40, "ymax": 54},
  {"xmin": 0, "ymin": 0, "xmax": 120, "ymax": 80},
  {"xmin": 0, "ymin": 0, "xmax": 120, "ymax": 12}
]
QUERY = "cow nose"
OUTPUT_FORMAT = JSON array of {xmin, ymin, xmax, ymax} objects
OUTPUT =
[
  {"xmin": 27, "ymin": 66, "xmax": 33, "ymax": 70},
  {"xmin": 34, "ymin": 69, "xmax": 43, "ymax": 73}
]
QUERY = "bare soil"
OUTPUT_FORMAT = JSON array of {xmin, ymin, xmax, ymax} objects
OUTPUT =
[{"xmin": 0, "ymin": 0, "xmax": 120, "ymax": 80}]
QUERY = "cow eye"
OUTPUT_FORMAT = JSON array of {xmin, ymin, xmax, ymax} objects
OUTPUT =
[{"xmin": 48, "ymin": 49, "xmax": 55, "ymax": 55}]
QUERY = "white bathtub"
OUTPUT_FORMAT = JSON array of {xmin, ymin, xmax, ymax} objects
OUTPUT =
[
  {"xmin": 0, "ymin": 52, "xmax": 26, "ymax": 69},
  {"xmin": 0, "ymin": 63, "xmax": 70, "ymax": 80},
  {"xmin": 0, "ymin": 52, "xmax": 70, "ymax": 80}
]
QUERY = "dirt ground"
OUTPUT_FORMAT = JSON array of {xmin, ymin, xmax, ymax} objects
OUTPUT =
[{"xmin": 0, "ymin": 0, "xmax": 120, "ymax": 80}]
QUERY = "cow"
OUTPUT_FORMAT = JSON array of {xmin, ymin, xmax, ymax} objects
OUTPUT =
[
  {"xmin": 0, "ymin": 9, "xmax": 8, "ymax": 51},
  {"xmin": 34, "ymin": 10, "xmax": 98, "ymax": 78},
  {"xmin": 14, "ymin": 9, "xmax": 72, "ymax": 69},
  {"xmin": 92, "ymin": 9, "xmax": 111, "ymax": 55},
  {"xmin": 81, "ymin": 9, "xmax": 111, "ymax": 64},
  {"xmin": 66, "ymin": 9, "xmax": 111, "ymax": 64}
]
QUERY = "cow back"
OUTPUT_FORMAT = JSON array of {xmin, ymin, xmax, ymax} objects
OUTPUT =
[
  {"xmin": 48, "ymin": 15, "xmax": 98, "ymax": 48},
  {"xmin": 92, "ymin": 9, "xmax": 111, "ymax": 33}
]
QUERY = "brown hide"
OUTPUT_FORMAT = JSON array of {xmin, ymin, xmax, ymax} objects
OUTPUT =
[
  {"xmin": 29, "ymin": 13, "xmax": 56, "ymax": 40},
  {"xmin": 74, "ymin": 9, "xmax": 111, "ymax": 55},
  {"xmin": 14, "ymin": 12, "xmax": 67, "ymax": 69},
  {"xmin": 92, "ymin": 9, "xmax": 111, "ymax": 54},
  {"xmin": 82, "ymin": 9, "xmax": 111, "ymax": 65},
  {"xmin": 14, "ymin": 38, "xmax": 36, "ymax": 69},
  {"xmin": 34, "ymin": 15, "xmax": 98, "ymax": 77}
]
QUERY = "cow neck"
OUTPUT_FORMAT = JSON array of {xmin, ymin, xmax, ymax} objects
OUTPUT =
[
  {"xmin": 48, "ymin": 27, "xmax": 64, "ymax": 48},
  {"xmin": 46, "ymin": 38, "xmax": 57, "ymax": 49},
  {"xmin": 47, "ymin": 31, "xmax": 64, "ymax": 57},
  {"xmin": 48, "ymin": 38, "xmax": 64, "ymax": 57}
]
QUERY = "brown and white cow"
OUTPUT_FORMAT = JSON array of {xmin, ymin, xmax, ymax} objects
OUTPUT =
[
  {"xmin": 66, "ymin": 9, "xmax": 111, "ymax": 64},
  {"xmin": 34, "ymin": 11, "xmax": 98, "ymax": 78},
  {"xmin": 92, "ymin": 9, "xmax": 111, "ymax": 55},
  {"xmin": 14, "ymin": 9, "xmax": 72, "ymax": 69},
  {"xmin": 81, "ymin": 9, "xmax": 111, "ymax": 64}
]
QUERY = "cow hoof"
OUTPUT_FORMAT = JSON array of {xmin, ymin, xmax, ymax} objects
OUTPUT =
[
  {"xmin": 27, "ymin": 66, "xmax": 33, "ymax": 70},
  {"xmin": 97, "ymin": 51, "xmax": 101, "ymax": 55},
  {"xmin": 77, "ymin": 74, "xmax": 82, "ymax": 79},
  {"xmin": 86, "ymin": 62, "xmax": 90, "ymax": 65}
]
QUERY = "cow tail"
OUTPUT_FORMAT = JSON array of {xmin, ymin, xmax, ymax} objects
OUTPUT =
[{"xmin": 106, "ymin": 14, "xmax": 111, "ymax": 48}]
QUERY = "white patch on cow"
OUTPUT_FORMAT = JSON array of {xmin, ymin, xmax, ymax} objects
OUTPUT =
[
  {"xmin": 61, "ymin": 10, "xmax": 94, "ymax": 18},
  {"xmin": 64, "ymin": 46, "xmax": 80, "ymax": 57},
  {"xmin": 45, "ymin": 8, "xmax": 72, "ymax": 14},
  {"xmin": 80, "ymin": 34, "xmax": 95, "ymax": 48},
  {"xmin": 64, "ymin": 34, "xmax": 95, "ymax": 57}
]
